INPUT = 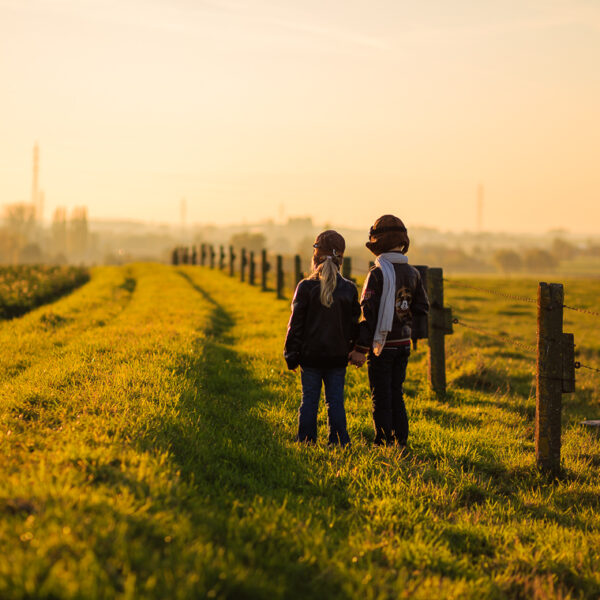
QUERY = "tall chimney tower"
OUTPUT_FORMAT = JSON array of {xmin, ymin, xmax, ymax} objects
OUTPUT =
[
  {"xmin": 476, "ymin": 183, "xmax": 484, "ymax": 232},
  {"xmin": 32, "ymin": 142, "xmax": 40, "ymax": 221}
]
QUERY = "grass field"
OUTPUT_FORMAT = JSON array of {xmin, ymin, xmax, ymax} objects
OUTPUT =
[{"xmin": 1, "ymin": 264, "xmax": 599, "ymax": 599}]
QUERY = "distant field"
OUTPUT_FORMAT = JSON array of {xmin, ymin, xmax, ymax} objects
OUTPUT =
[
  {"xmin": 1, "ymin": 264, "xmax": 599, "ymax": 599},
  {"xmin": 0, "ymin": 265, "xmax": 89, "ymax": 320},
  {"xmin": 557, "ymin": 257, "xmax": 600, "ymax": 277}
]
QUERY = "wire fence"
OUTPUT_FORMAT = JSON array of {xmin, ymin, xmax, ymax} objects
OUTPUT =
[
  {"xmin": 440, "ymin": 276, "xmax": 600, "ymax": 472},
  {"xmin": 445, "ymin": 278, "xmax": 600, "ymax": 318},
  {"xmin": 563, "ymin": 304, "xmax": 600, "ymax": 318},
  {"xmin": 173, "ymin": 247, "xmax": 600, "ymax": 379},
  {"xmin": 444, "ymin": 278, "xmax": 600, "ymax": 377},
  {"xmin": 575, "ymin": 362, "xmax": 600, "ymax": 374},
  {"xmin": 452, "ymin": 317, "xmax": 538, "ymax": 354},
  {"xmin": 443, "ymin": 279, "xmax": 538, "ymax": 305}
]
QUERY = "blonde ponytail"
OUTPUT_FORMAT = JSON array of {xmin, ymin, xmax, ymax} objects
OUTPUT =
[{"xmin": 310, "ymin": 256, "xmax": 338, "ymax": 308}]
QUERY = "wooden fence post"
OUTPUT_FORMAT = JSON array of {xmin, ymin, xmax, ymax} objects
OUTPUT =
[
  {"xmin": 536, "ymin": 282, "xmax": 575, "ymax": 475},
  {"xmin": 294, "ymin": 255, "xmax": 303, "ymax": 287},
  {"xmin": 249, "ymin": 251, "xmax": 256, "ymax": 285},
  {"xmin": 342, "ymin": 256, "xmax": 352, "ymax": 280},
  {"xmin": 276, "ymin": 255, "xmax": 284, "ymax": 299},
  {"xmin": 261, "ymin": 249, "xmax": 270, "ymax": 291},
  {"xmin": 182, "ymin": 246, "xmax": 190, "ymax": 265},
  {"xmin": 219, "ymin": 245, "xmax": 225, "ymax": 270},
  {"xmin": 200, "ymin": 244, "xmax": 206, "ymax": 266},
  {"xmin": 191, "ymin": 245, "xmax": 198, "ymax": 265},
  {"xmin": 229, "ymin": 245, "xmax": 236, "ymax": 277},
  {"xmin": 171, "ymin": 247, "xmax": 179, "ymax": 266},
  {"xmin": 209, "ymin": 245, "xmax": 216, "ymax": 269},
  {"xmin": 427, "ymin": 267, "xmax": 447, "ymax": 396},
  {"xmin": 240, "ymin": 248, "xmax": 247, "ymax": 282}
]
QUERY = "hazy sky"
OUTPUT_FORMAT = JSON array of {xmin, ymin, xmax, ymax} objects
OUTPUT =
[{"xmin": 1, "ymin": 0, "xmax": 599, "ymax": 233}]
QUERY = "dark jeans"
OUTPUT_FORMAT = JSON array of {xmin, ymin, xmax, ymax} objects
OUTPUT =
[
  {"xmin": 297, "ymin": 366, "xmax": 350, "ymax": 446},
  {"xmin": 367, "ymin": 346, "xmax": 410, "ymax": 445}
]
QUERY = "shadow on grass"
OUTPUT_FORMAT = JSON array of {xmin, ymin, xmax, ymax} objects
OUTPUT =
[
  {"xmin": 132, "ymin": 271, "xmax": 599, "ymax": 594},
  {"xmin": 417, "ymin": 404, "xmax": 485, "ymax": 429},
  {"xmin": 139, "ymin": 271, "xmax": 351, "ymax": 597},
  {"xmin": 413, "ymin": 446, "xmax": 600, "ymax": 533},
  {"xmin": 452, "ymin": 366, "xmax": 534, "ymax": 399},
  {"xmin": 448, "ymin": 386, "xmax": 537, "ymax": 422}
]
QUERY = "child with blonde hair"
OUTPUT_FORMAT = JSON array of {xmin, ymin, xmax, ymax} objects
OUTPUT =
[{"xmin": 284, "ymin": 230, "xmax": 360, "ymax": 446}]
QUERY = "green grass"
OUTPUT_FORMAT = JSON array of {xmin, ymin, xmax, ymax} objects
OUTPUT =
[
  {"xmin": 557, "ymin": 257, "xmax": 600, "ymax": 278},
  {"xmin": 1, "ymin": 265, "xmax": 599, "ymax": 599}
]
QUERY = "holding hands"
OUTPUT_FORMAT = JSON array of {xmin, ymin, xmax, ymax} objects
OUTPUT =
[{"xmin": 348, "ymin": 349, "xmax": 367, "ymax": 368}]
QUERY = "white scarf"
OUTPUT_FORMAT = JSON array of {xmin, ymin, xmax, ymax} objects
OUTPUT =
[{"xmin": 372, "ymin": 252, "xmax": 408, "ymax": 355}]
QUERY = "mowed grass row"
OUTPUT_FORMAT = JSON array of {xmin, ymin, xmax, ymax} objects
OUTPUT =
[{"xmin": 1, "ymin": 265, "xmax": 599, "ymax": 599}]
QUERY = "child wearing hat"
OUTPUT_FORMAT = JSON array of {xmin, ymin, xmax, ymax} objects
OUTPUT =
[
  {"xmin": 349, "ymin": 215, "xmax": 429, "ymax": 447},
  {"xmin": 284, "ymin": 230, "xmax": 361, "ymax": 446}
]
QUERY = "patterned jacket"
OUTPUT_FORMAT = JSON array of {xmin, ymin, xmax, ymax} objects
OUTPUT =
[{"xmin": 355, "ymin": 260, "xmax": 429, "ymax": 353}]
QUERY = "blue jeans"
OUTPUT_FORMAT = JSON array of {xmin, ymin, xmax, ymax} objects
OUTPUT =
[
  {"xmin": 367, "ymin": 346, "xmax": 410, "ymax": 445},
  {"xmin": 297, "ymin": 366, "xmax": 350, "ymax": 446}
]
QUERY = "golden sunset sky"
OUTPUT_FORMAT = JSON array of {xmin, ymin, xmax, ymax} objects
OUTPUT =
[{"xmin": 1, "ymin": 0, "xmax": 599, "ymax": 233}]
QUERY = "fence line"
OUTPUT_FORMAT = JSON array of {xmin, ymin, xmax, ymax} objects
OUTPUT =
[
  {"xmin": 173, "ymin": 244, "xmax": 600, "ymax": 473},
  {"xmin": 446, "ymin": 276, "xmax": 600, "ymax": 370},
  {"xmin": 563, "ymin": 304, "xmax": 600, "ymax": 318},
  {"xmin": 575, "ymin": 362, "xmax": 600, "ymax": 373},
  {"xmin": 445, "ymin": 278, "xmax": 600, "ymax": 318},
  {"xmin": 171, "ymin": 245, "xmax": 598, "ymax": 359},
  {"xmin": 447, "ymin": 277, "xmax": 598, "ymax": 475},
  {"xmin": 443, "ymin": 278, "xmax": 538, "ymax": 304},
  {"xmin": 172, "ymin": 245, "xmax": 600, "ymax": 374},
  {"xmin": 452, "ymin": 317, "xmax": 537, "ymax": 353}
]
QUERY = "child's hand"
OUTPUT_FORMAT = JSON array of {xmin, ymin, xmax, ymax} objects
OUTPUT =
[{"xmin": 348, "ymin": 350, "xmax": 366, "ymax": 368}]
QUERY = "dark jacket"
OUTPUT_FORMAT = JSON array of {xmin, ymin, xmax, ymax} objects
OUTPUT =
[
  {"xmin": 355, "ymin": 260, "xmax": 429, "ymax": 353},
  {"xmin": 284, "ymin": 274, "xmax": 361, "ymax": 370}
]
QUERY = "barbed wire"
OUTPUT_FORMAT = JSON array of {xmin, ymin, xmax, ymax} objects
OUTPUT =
[
  {"xmin": 575, "ymin": 362, "xmax": 600, "ymax": 374},
  {"xmin": 452, "ymin": 317, "xmax": 537, "ymax": 353},
  {"xmin": 453, "ymin": 316, "xmax": 600, "ymax": 381},
  {"xmin": 445, "ymin": 278, "xmax": 599, "ymax": 318},
  {"xmin": 443, "ymin": 279, "xmax": 537, "ymax": 305},
  {"xmin": 454, "ymin": 318, "xmax": 600, "ymax": 381},
  {"xmin": 563, "ymin": 305, "xmax": 600, "ymax": 318}
]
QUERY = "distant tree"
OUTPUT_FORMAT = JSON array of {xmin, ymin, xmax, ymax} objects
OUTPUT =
[
  {"xmin": 19, "ymin": 243, "xmax": 43, "ymax": 264},
  {"xmin": 69, "ymin": 206, "xmax": 89, "ymax": 257},
  {"xmin": 493, "ymin": 249, "xmax": 522, "ymax": 273},
  {"xmin": 2, "ymin": 204, "xmax": 36, "ymax": 262},
  {"xmin": 585, "ymin": 244, "xmax": 600, "ymax": 257},
  {"xmin": 523, "ymin": 248, "xmax": 557, "ymax": 272},
  {"xmin": 52, "ymin": 207, "xmax": 68, "ymax": 256},
  {"xmin": 0, "ymin": 228, "xmax": 22, "ymax": 264},
  {"xmin": 287, "ymin": 217, "xmax": 313, "ymax": 229},
  {"xmin": 229, "ymin": 232, "xmax": 267, "ymax": 253},
  {"xmin": 52, "ymin": 252, "xmax": 68, "ymax": 265},
  {"xmin": 295, "ymin": 235, "xmax": 314, "ymax": 255},
  {"xmin": 270, "ymin": 236, "xmax": 292, "ymax": 255},
  {"xmin": 551, "ymin": 237, "xmax": 578, "ymax": 261},
  {"xmin": 4, "ymin": 203, "xmax": 36, "ymax": 240},
  {"xmin": 409, "ymin": 244, "xmax": 490, "ymax": 273}
]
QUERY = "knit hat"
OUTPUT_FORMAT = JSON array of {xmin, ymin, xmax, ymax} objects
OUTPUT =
[
  {"xmin": 313, "ymin": 230, "xmax": 345, "ymax": 266},
  {"xmin": 365, "ymin": 215, "xmax": 409, "ymax": 256}
]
